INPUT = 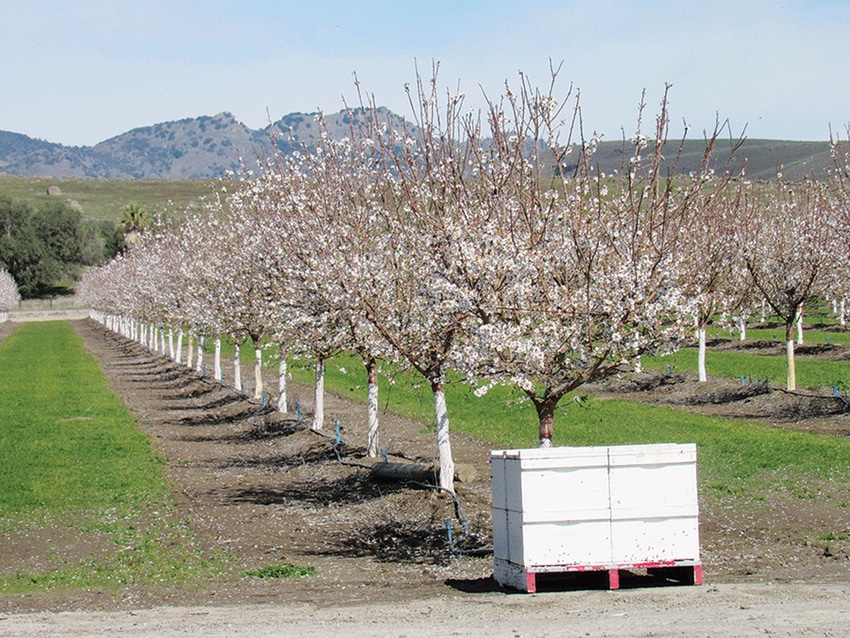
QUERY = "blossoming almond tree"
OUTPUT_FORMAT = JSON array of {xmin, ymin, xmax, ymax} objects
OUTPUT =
[
  {"xmin": 335, "ymin": 69, "xmax": 486, "ymax": 491},
  {"xmin": 675, "ymin": 174, "xmax": 746, "ymax": 381},
  {"xmin": 0, "ymin": 269, "xmax": 19, "ymax": 321},
  {"xmin": 263, "ymin": 124, "xmax": 394, "ymax": 440},
  {"xmin": 737, "ymin": 178, "xmax": 837, "ymax": 391},
  {"xmin": 455, "ymin": 80, "xmax": 740, "ymax": 446}
]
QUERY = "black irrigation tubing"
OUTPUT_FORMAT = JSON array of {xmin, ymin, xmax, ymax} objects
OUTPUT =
[{"xmin": 775, "ymin": 387, "xmax": 850, "ymax": 409}]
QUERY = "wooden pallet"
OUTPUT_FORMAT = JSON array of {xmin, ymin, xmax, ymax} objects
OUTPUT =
[{"xmin": 494, "ymin": 558, "xmax": 703, "ymax": 592}]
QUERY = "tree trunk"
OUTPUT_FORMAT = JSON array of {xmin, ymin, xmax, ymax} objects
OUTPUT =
[
  {"xmin": 253, "ymin": 345, "xmax": 263, "ymax": 400},
  {"xmin": 277, "ymin": 342, "xmax": 288, "ymax": 413},
  {"xmin": 366, "ymin": 357, "xmax": 380, "ymax": 457},
  {"xmin": 195, "ymin": 336, "xmax": 204, "ymax": 374},
  {"xmin": 697, "ymin": 324, "xmax": 707, "ymax": 382},
  {"xmin": 536, "ymin": 399, "xmax": 556, "ymax": 448},
  {"xmin": 786, "ymin": 324, "xmax": 797, "ymax": 391},
  {"xmin": 738, "ymin": 316, "xmax": 747, "ymax": 341},
  {"xmin": 796, "ymin": 310, "xmax": 804, "ymax": 345},
  {"xmin": 633, "ymin": 354, "xmax": 642, "ymax": 373},
  {"xmin": 431, "ymin": 380, "xmax": 455, "ymax": 493},
  {"xmin": 214, "ymin": 337, "xmax": 222, "ymax": 382},
  {"xmin": 314, "ymin": 357, "xmax": 325, "ymax": 430},
  {"xmin": 186, "ymin": 334, "xmax": 194, "ymax": 369},
  {"xmin": 841, "ymin": 298, "xmax": 847, "ymax": 327},
  {"xmin": 233, "ymin": 343, "xmax": 242, "ymax": 394},
  {"xmin": 175, "ymin": 329, "xmax": 184, "ymax": 364},
  {"xmin": 168, "ymin": 328, "xmax": 175, "ymax": 360}
]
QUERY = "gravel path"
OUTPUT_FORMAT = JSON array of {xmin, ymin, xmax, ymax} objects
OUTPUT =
[{"xmin": 2, "ymin": 582, "xmax": 849, "ymax": 637}]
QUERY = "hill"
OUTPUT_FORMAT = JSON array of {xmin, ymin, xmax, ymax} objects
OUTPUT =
[
  {"xmin": 0, "ymin": 109, "xmax": 835, "ymax": 181},
  {"xmin": 0, "ymin": 108, "xmax": 412, "ymax": 181}
]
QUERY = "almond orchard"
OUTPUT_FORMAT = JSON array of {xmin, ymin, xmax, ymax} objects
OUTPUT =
[{"xmin": 78, "ymin": 71, "xmax": 850, "ymax": 494}]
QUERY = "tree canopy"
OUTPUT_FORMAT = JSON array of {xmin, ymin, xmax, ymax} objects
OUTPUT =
[{"xmin": 0, "ymin": 193, "xmax": 110, "ymax": 298}]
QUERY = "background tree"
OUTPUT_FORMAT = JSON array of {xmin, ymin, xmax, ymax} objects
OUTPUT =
[
  {"xmin": 737, "ymin": 179, "xmax": 837, "ymax": 391},
  {"xmin": 0, "ymin": 268, "xmax": 20, "ymax": 320},
  {"xmin": 119, "ymin": 203, "xmax": 152, "ymax": 248}
]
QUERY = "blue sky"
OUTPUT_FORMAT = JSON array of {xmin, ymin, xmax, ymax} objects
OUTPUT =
[{"xmin": 1, "ymin": 0, "xmax": 848, "ymax": 146}]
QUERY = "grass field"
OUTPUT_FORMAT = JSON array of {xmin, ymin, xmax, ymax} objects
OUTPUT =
[
  {"xmin": 0, "ymin": 174, "xmax": 214, "ymax": 223},
  {"xmin": 0, "ymin": 322, "xmax": 224, "ymax": 593}
]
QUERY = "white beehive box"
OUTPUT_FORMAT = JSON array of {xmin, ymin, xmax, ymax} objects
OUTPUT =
[
  {"xmin": 608, "ymin": 444, "xmax": 700, "ymax": 563},
  {"xmin": 491, "ymin": 446, "xmax": 611, "ymax": 567},
  {"xmin": 491, "ymin": 443, "xmax": 700, "ymax": 591}
]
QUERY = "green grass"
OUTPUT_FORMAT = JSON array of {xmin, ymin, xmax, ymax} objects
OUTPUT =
[
  {"xmin": 287, "ymin": 352, "xmax": 850, "ymax": 501},
  {"xmin": 0, "ymin": 322, "xmax": 166, "ymax": 512},
  {"xmin": 243, "ymin": 562, "xmax": 317, "ymax": 579},
  {"xmin": 643, "ymin": 347, "xmax": 850, "ymax": 389},
  {"xmin": 0, "ymin": 321, "xmax": 226, "ymax": 593},
  {"xmin": 0, "ymin": 175, "xmax": 213, "ymax": 223}
]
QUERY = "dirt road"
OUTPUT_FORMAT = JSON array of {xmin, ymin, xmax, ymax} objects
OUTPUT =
[{"xmin": 2, "ymin": 581, "xmax": 849, "ymax": 636}]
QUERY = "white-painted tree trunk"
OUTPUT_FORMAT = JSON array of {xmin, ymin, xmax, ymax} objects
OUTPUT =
[
  {"xmin": 633, "ymin": 355, "xmax": 642, "ymax": 374},
  {"xmin": 366, "ymin": 358, "xmax": 379, "ymax": 458},
  {"xmin": 697, "ymin": 325, "xmax": 707, "ymax": 382},
  {"xmin": 168, "ymin": 328, "xmax": 175, "ymax": 360},
  {"xmin": 738, "ymin": 316, "xmax": 747, "ymax": 341},
  {"xmin": 159, "ymin": 328, "xmax": 166, "ymax": 357},
  {"xmin": 760, "ymin": 299, "xmax": 767, "ymax": 323},
  {"xmin": 277, "ymin": 342, "xmax": 288, "ymax": 413},
  {"xmin": 786, "ymin": 338, "xmax": 797, "ymax": 391},
  {"xmin": 233, "ymin": 345, "xmax": 242, "ymax": 394},
  {"xmin": 841, "ymin": 298, "xmax": 847, "ymax": 327},
  {"xmin": 432, "ymin": 387, "xmax": 455, "ymax": 493},
  {"xmin": 253, "ymin": 346, "xmax": 263, "ymax": 400},
  {"xmin": 313, "ymin": 358, "xmax": 325, "ymax": 430},
  {"xmin": 186, "ymin": 334, "xmax": 194, "ymax": 369},
  {"xmin": 175, "ymin": 329, "xmax": 184, "ymax": 364},
  {"xmin": 214, "ymin": 337, "xmax": 222, "ymax": 382},
  {"xmin": 195, "ymin": 337, "xmax": 205, "ymax": 374},
  {"xmin": 796, "ymin": 310, "xmax": 804, "ymax": 345}
]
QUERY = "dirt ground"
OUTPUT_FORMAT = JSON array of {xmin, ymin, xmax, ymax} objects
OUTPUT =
[{"xmin": 1, "ymin": 321, "xmax": 850, "ymax": 635}]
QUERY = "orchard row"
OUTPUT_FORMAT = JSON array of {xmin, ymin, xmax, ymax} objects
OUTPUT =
[{"xmin": 79, "ymin": 73, "xmax": 850, "ymax": 492}]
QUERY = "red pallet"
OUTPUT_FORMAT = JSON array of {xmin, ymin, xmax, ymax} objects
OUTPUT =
[{"xmin": 510, "ymin": 560, "xmax": 702, "ymax": 592}]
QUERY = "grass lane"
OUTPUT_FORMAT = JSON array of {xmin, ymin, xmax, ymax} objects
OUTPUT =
[{"xmin": 0, "ymin": 321, "xmax": 225, "ymax": 594}]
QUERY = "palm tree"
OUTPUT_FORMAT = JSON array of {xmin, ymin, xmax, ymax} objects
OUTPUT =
[{"xmin": 118, "ymin": 203, "xmax": 151, "ymax": 248}]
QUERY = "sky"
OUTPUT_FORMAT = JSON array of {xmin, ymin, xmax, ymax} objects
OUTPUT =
[{"xmin": 1, "ymin": 0, "xmax": 849, "ymax": 147}]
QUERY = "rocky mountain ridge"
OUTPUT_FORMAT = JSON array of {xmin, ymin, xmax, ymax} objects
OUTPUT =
[
  {"xmin": 0, "ymin": 110, "xmax": 834, "ymax": 181},
  {"xmin": 0, "ymin": 108, "xmax": 408, "ymax": 180}
]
